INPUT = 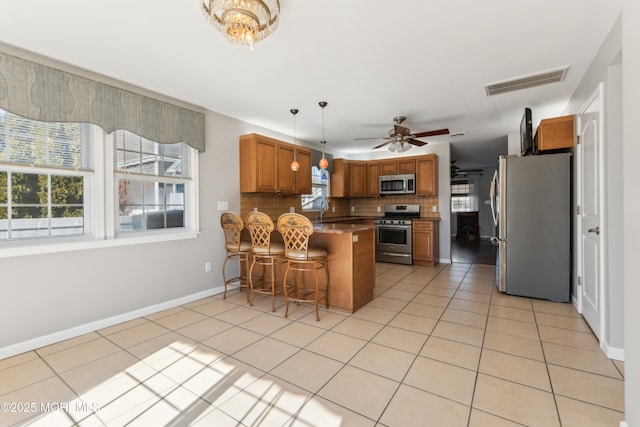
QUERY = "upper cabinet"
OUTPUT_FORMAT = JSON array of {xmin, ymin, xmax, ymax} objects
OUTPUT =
[
  {"xmin": 240, "ymin": 133, "xmax": 312, "ymax": 194},
  {"xmin": 330, "ymin": 158, "xmax": 350, "ymax": 198},
  {"xmin": 379, "ymin": 158, "xmax": 416, "ymax": 175},
  {"xmin": 534, "ymin": 115, "xmax": 575, "ymax": 153},
  {"xmin": 331, "ymin": 160, "xmax": 379, "ymax": 198},
  {"xmin": 416, "ymin": 154, "xmax": 438, "ymax": 196},
  {"xmin": 331, "ymin": 154, "xmax": 437, "ymax": 198}
]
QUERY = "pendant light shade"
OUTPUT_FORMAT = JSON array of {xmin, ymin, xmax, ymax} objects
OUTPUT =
[
  {"xmin": 290, "ymin": 108, "xmax": 300, "ymax": 171},
  {"xmin": 318, "ymin": 101, "xmax": 328, "ymax": 169}
]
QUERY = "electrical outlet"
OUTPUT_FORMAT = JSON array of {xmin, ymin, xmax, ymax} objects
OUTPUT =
[
  {"xmin": 217, "ymin": 201, "xmax": 229, "ymax": 211},
  {"xmin": 351, "ymin": 206, "xmax": 355, "ymax": 213},
  {"xmin": 290, "ymin": 207, "xmax": 295, "ymax": 213},
  {"xmin": 376, "ymin": 206, "xmax": 381, "ymax": 213},
  {"xmin": 332, "ymin": 207, "xmax": 335, "ymax": 213},
  {"xmin": 253, "ymin": 207, "xmax": 258, "ymax": 212},
  {"xmin": 432, "ymin": 206, "xmax": 438, "ymax": 212},
  {"xmin": 205, "ymin": 262, "xmax": 211, "ymax": 272}
]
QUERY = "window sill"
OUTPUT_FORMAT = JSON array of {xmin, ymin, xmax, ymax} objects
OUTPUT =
[{"xmin": 0, "ymin": 230, "xmax": 199, "ymax": 259}]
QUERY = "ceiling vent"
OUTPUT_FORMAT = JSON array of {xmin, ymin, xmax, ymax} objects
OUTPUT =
[{"xmin": 484, "ymin": 66, "xmax": 570, "ymax": 96}]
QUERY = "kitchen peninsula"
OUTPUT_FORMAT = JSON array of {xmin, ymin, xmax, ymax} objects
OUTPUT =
[{"xmin": 310, "ymin": 222, "xmax": 376, "ymax": 313}]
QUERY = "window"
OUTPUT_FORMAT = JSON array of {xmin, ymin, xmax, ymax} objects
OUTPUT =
[
  {"xmin": 0, "ymin": 109, "xmax": 93, "ymax": 240},
  {"xmin": 114, "ymin": 130, "xmax": 189, "ymax": 233},
  {"xmin": 451, "ymin": 181, "xmax": 473, "ymax": 212},
  {"xmin": 302, "ymin": 166, "xmax": 329, "ymax": 211},
  {"xmin": 0, "ymin": 107, "xmax": 198, "ymax": 249}
]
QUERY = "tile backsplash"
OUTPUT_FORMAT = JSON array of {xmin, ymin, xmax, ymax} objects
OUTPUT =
[{"xmin": 240, "ymin": 193, "xmax": 440, "ymax": 221}]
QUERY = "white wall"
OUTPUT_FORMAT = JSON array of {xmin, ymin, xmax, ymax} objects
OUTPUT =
[
  {"xmin": 564, "ymin": 15, "xmax": 624, "ymax": 354},
  {"xmin": 0, "ymin": 106, "xmax": 299, "ymax": 359},
  {"xmin": 622, "ymin": 1, "xmax": 640, "ymax": 425}
]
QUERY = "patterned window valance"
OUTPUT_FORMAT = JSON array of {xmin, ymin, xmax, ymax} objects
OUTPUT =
[{"xmin": 0, "ymin": 51, "xmax": 205, "ymax": 152}]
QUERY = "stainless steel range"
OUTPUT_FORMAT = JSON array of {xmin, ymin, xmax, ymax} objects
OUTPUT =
[{"xmin": 374, "ymin": 204, "xmax": 420, "ymax": 265}]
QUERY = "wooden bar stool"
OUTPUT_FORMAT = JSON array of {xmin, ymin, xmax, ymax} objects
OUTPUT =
[
  {"xmin": 245, "ymin": 212, "xmax": 287, "ymax": 312},
  {"xmin": 220, "ymin": 212, "xmax": 251, "ymax": 301},
  {"xmin": 277, "ymin": 213, "xmax": 329, "ymax": 321}
]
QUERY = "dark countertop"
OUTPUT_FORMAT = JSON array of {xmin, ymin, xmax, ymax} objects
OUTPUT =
[
  {"xmin": 313, "ymin": 223, "xmax": 376, "ymax": 234},
  {"xmin": 312, "ymin": 216, "xmax": 376, "ymax": 224}
]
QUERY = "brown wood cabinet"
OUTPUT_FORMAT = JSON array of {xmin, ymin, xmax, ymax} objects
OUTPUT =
[
  {"xmin": 412, "ymin": 219, "xmax": 439, "ymax": 266},
  {"xmin": 240, "ymin": 133, "xmax": 312, "ymax": 194},
  {"xmin": 416, "ymin": 154, "xmax": 438, "ymax": 196},
  {"xmin": 535, "ymin": 115, "xmax": 575, "ymax": 152},
  {"xmin": 366, "ymin": 162, "xmax": 379, "ymax": 196},
  {"xmin": 379, "ymin": 158, "xmax": 416, "ymax": 175},
  {"xmin": 349, "ymin": 161, "xmax": 367, "ymax": 197},
  {"xmin": 332, "ymin": 153, "xmax": 437, "ymax": 198},
  {"xmin": 330, "ymin": 158, "xmax": 350, "ymax": 198}
]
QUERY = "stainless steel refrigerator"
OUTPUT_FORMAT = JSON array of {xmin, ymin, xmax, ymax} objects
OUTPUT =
[{"xmin": 490, "ymin": 153, "xmax": 571, "ymax": 301}]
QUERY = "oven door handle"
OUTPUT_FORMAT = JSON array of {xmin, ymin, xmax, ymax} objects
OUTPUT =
[{"xmin": 376, "ymin": 224, "xmax": 411, "ymax": 230}]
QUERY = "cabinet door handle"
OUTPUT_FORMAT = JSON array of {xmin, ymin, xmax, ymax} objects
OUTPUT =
[{"xmin": 588, "ymin": 226, "xmax": 600, "ymax": 235}]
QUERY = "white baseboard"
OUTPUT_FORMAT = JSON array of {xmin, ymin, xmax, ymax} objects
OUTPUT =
[
  {"xmin": 601, "ymin": 339, "xmax": 625, "ymax": 361},
  {"xmin": 0, "ymin": 286, "xmax": 223, "ymax": 360},
  {"xmin": 439, "ymin": 258, "xmax": 452, "ymax": 264}
]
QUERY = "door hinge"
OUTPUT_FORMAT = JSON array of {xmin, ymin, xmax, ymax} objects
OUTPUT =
[
  {"xmin": 577, "ymin": 205, "xmax": 581, "ymax": 215},
  {"xmin": 577, "ymin": 276, "xmax": 582, "ymax": 287},
  {"xmin": 577, "ymin": 135, "xmax": 581, "ymax": 145}
]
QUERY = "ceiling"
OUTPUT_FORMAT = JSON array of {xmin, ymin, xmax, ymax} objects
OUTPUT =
[{"xmin": 0, "ymin": 0, "xmax": 623, "ymax": 170}]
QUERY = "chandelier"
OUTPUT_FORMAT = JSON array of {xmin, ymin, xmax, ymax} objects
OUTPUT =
[{"xmin": 200, "ymin": 0, "xmax": 280, "ymax": 49}]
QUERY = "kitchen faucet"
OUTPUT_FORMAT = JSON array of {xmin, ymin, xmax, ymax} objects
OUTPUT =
[{"xmin": 319, "ymin": 200, "xmax": 329, "ymax": 221}]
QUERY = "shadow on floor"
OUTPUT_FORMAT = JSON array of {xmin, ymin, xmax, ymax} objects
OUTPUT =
[{"xmin": 451, "ymin": 237, "xmax": 497, "ymax": 265}]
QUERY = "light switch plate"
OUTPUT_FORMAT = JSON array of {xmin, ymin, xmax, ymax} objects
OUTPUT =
[
  {"xmin": 217, "ymin": 201, "xmax": 229, "ymax": 211},
  {"xmin": 352, "ymin": 235, "xmax": 359, "ymax": 243},
  {"xmin": 432, "ymin": 206, "xmax": 438, "ymax": 212}
]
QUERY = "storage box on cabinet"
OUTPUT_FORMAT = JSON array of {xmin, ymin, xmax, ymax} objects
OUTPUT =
[{"xmin": 534, "ymin": 115, "xmax": 575, "ymax": 153}]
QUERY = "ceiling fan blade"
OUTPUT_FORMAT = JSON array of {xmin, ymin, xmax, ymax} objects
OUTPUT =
[
  {"xmin": 394, "ymin": 124, "xmax": 411, "ymax": 136},
  {"xmin": 411, "ymin": 128, "xmax": 450, "ymax": 138},
  {"xmin": 407, "ymin": 138, "xmax": 427, "ymax": 147},
  {"xmin": 373, "ymin": 141, "xmax": 392, "ymax": 149},
  {"xmin": 354, "ymin": 136, "xmax": 389, "ymax": 141}
]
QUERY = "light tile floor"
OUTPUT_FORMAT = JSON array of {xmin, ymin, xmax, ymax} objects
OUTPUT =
[{"xmin": 0, "ymin": 263, "xmax": 625, "ymax": 426}]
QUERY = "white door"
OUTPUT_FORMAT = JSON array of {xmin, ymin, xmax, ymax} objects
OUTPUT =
[{"xmin": 577, "ymin": 83, "xmax": 604, "ymax": 339}]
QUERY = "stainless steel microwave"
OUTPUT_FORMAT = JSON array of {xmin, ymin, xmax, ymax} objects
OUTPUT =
[{"xmin": 379, "ymin": 174, "xmax": 416, "ymax": 195}]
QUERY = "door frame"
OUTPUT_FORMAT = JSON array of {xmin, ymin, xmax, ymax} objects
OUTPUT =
[{"xmin": 575, "ymin": 82, "xmax": 607, "ymax": 344}]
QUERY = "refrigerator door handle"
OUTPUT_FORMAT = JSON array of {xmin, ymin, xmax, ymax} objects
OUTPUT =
[{"xmin": 490, "ymin": 169, "xmax": 498, "ymax": 227}]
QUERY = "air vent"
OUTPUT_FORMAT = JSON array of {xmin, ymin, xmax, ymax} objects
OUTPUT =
[{"xmin": 484, "ymin": 66, "xmax": 570, "ymax": 96}]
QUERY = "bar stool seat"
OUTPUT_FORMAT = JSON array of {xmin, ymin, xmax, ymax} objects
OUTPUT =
[
  {"xmin": 277, "ymin": 213, "xmax": 329, "ymax": 321},
  {"xmin": 220, "ymin": 212, "xmax": 251, "ymax": 301},
  {"xmin": 246, "ymin": 212, "xmax": 287, "ymax": 312}
]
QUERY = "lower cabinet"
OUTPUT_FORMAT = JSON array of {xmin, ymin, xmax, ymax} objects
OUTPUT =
[{"xmin": 412, "ymin": 220, "xmax": 439, "ymax": 266}]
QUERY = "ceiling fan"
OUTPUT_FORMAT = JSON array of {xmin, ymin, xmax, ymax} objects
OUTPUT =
[
  {"xmin": 451, "ymin": 160, "xmax": 483, "ymax": 179},
  {"xmin": 355, "ymin": 116, "xmax": 449, "ymax": 152}
]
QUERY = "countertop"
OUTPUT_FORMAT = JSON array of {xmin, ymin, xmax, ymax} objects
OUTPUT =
[{"xmin": 313, "ymin": 223, "xmax": 376, "ymax": 234}]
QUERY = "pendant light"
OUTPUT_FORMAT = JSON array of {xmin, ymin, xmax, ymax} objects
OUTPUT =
[
  {"xmin": 290, "ymin": 108, "xmax": 300, "ymax": 171},
  {"xmin": 318, "ymin": 101, "xmax": 329, "ymax": 170}
]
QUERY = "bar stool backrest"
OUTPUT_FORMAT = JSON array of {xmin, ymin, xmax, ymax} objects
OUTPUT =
[
  {"xmin": 246, "ymin": 212, "xmax": 275, "ymax": 253},
  {"xmin": 220, "ymin": 212, "xmax": 244, "ymax": 251},
  {"xmin": 277, "ymin": 213, "xmax": 314, "ymax": 260}
]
